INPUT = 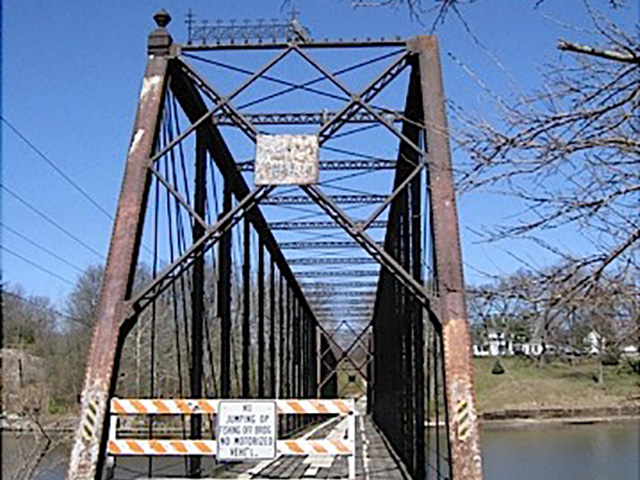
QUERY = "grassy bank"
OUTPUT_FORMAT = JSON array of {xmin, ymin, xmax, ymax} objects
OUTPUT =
[{"xmin": 473, "ymin": 357, "xmax": 640, "ymax": 413}]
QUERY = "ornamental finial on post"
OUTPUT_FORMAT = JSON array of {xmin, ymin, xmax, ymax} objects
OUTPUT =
[{"xmin": 148, "ymin": 9, "xmax": 173, "ymax": 55}]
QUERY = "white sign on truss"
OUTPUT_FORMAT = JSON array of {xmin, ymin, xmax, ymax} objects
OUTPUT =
[
  {"xmin": 255, "ymin": 134, "xmax": 319, "ymax": 185},
  {"xmin": 217, "ymin": 401, "xmax": 277, "ymax": 460}
]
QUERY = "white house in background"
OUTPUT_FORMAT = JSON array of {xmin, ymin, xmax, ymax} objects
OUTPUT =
[
  {"xmin": 621, "ymin": 344, "xmax": 639, "ymax": 357},
  {"xmin": 473, "ymin": 330, "xmax": 544, "ymax": 357},
  {"xmin": 473, "ymin": 344, "xmax": 490, "ymax": 357},
  {"xmin": 513, "ymin": 341, "xmax": 544, "ymax": 356},
  {"xmin": 585, "ymin": 331, "xmax": 605, "ymax": 355},
  {"xmin": 473, "ymin": 331, "xmax": 513, "ymax": 357}
]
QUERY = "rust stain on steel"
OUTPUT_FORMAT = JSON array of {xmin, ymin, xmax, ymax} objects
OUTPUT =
[
  {"xmin": 67, "ymin": 53, "xmax": 169, "ymax": 480},
  {"xmin": 412, "ymin": 35, "xmax": 484, "ymax": 480},
  {"xmin": 255, "ymin": 134, "xmax": 319, "ymax": 185}
]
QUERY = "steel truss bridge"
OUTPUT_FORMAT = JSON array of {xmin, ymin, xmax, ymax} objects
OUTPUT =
[{"xmin": 69, "ymin": 9, "xmax": 483, "ymax": 480}]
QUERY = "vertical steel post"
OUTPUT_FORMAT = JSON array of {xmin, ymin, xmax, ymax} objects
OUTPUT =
[
  {"xmin": 278, "ymin": 274, "xmax": 285, "ymax": 399},
  {"xmin": 258, "ymin": 238, "xmax": 265, "ymax": 397},
  {"xmin": 304, "ymin": 313, "xmax": 310, "ymax": 397},
  {"xmin": 67, "ymin": 12, "xmax": 171, "ymax": 480},
  {"xmin": 400, "ymin": 182, "xmax": 412, "ymax": 468},
  {"xmin": 413, "ymin": 35, "xmax": 483, "ymax": 480},
  {"xmin": 293, "ymin": 298, "xmax": 299, "ymax": 398},
  {"xmin": 297, "ymin": 302, "xmax": 303, "ymax": 429},
  {"xmin": 285, "ymin": 288, "xmax": 292, "ymax": 432},
  {"xmin": 242, "ymin": 217, "xmax": 251, "ymax": 397},
  {"xmin": 219, "ymin": 182, "xmax": 232, "ymax": 398},
  {"xmin": 189, "ymin": 130, "xmax": 207, "ymax": 478},
  {"xmin": 316, "ymin": 328, "xmax": 322, "ymax": 398},
  {"xmin": 366, "ymin": 330, "xmax": 373, "ymax": 414},
  {"xmin": 292, "ymin": 298, "xmax": 299, "ymax": 430},
  {"xmin": 285, "ymin": 287, "xmax": 292, "ymax": 400},
  {"xmin": 269, "ymin": 258, "xmax": 276, "ymax": 397},
  {"xmin": 411, "ymin": 141, "xmax": 426, "ymax": 478}
]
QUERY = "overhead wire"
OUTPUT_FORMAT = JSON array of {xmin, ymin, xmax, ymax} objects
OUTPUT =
[
  {"xmin": 2, "ymin": 245, "xmax": 75, "ymax": 286},
  {"xmin": 2, "ymin": 185, "xmax": 105, "ymax": 259},
  {"xmin": 1, "ymin": 115, "xmax": 114, "ymax": 220},
  {"xmin": 2, "ymin": 116, "xmax": 157, "ymax": 260},
  {"xmin": 1, "ymin": 222, "xmax": 85, "ymax": 274}
]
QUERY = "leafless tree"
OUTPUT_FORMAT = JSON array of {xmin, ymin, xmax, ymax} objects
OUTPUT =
[{"xmin": 454, "ymin": 1, "xmax": 638, "ymax": 297}]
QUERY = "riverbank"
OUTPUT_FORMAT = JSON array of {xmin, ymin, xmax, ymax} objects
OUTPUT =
[
  {"xmin": 1, "ymin": 414, "xmax": 77, "ymax": 433},
  {"xmin": 474, "ymin": 356, "xmax": 640, "ymax": 412},
  {"xmin": 480, "ymin": 406, "xmax": 640, "ymax": 430}
]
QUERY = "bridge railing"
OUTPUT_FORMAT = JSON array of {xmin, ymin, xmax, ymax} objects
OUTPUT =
[{"xmin": 107, "ymin": 397, "xmax": 356, "ymax": 479}]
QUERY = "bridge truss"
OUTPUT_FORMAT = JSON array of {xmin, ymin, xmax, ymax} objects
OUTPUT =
[{"xmin": 69, "ymin": 9, "xmax": 482, "ymax": 480}]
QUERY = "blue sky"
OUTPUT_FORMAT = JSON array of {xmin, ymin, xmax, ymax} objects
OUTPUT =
[{"xmin": 2, "ymin": 0, "xmax": 636, "ymax": 305}]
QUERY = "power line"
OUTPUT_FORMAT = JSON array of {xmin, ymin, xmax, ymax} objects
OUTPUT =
[
  {"xmin": 1, "ymin": 115, "xmax": 114, "ymax": 220},
  {"xmin": 2, "ymin": 245, "xmax": 75, "ymax": 286},
  {"xmin": 0, "ymin": 117, "xmax": 160, "ymax": 260},
  {"xmin": 2, "ymin": 185, "xmax": 105, "ymax": 259},
  {"xmin": 1, "ymin": 222, "xmax": 85, "ymax": 274}
]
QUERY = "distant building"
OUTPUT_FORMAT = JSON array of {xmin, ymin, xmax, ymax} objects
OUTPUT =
[
  {"xmin": 585, "ymin": 331, "xmax": 605, "ymax": 355},
  {"xmin": 473, "ymin": 330, "xmax": 543, "ymax": 357},
  {"xmin": 513, "ymin": 341, "xmax": 544, "ymax": 356}
]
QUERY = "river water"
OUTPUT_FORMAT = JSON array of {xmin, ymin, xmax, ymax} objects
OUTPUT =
[
  {"xmin": 481, "ymin": 421, "xmax": 639, "ymax": 480},
  {"xmin": 2, "ymin": 421, "xmax": 638, "ymax": 479}
]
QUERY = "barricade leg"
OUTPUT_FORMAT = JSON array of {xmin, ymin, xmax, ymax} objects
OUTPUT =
[{"xmin": 348, "ymin": 410, "xmax": 356, "ymax": 479}]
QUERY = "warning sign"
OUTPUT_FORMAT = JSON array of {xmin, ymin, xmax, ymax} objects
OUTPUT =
[{"xmin": 217, "ymin": 401, "xmax": 277, "ymax": 460}]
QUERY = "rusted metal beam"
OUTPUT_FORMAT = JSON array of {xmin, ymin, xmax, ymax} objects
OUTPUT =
[
  {"xmin": 412, "ymin": 35, "xmax": 483, "ymax": 480},
  {"xmin": 262, "ymin": 194, "xmax": 387, "ymax": 205},
  {"xmin": 211, "ymin": 110, "xmax": 403, "ymax": 125},
  {"xmin": 242, "ymin": 217, "xmax": 251, "ymax": 397},
  {"xmin": 68, "ymin": 14, "xmax": 171, "ymax": 480},
  {"xmin": 178, "ymin": 38, "xmax": 406, "ymax": 52},
  {"xmin": 189, "ymin": 130, "xmax": 207, "ymax": 478},
  {"xmin": 280, "ymin": 240, "xmax": 383, "ymax": 250},
  {"xmin": 301, "ymin": 281, "xmax": 378, "ymax": 288},
  {"xmin": 269, "ymin": 257, "xmax": 276, "ymax": 397},
  {"xmin": 237, "ymin": 159, "xmax": 397, "ymax": 171},
  {"xmin": 269, "ymin": 220, "xmax": 388, "ymax": 230},
  {"xmin": 258, "ymin": 238, "xmax": 266, "ymax": 398},
  {"xmin": 306, "ymin": 290, "xmax": 376, "ymax": 297},
  {"xmin": 295, "ymin": 270, "xmax": 379, "ymax": 278},
  {"xmin": 219, "ymin": 182, "xmax": 232, "ymax": 398},
  {"xmin": 289, "ymin": 257, "xmax": 379, "ymax": 265}
]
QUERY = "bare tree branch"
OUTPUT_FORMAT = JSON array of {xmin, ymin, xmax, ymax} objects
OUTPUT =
[{"xmin": 558, "ymin": 39, "xmax": 640, "ymax": 64}]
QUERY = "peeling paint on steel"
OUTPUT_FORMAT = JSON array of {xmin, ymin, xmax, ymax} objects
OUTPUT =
[
  {"xmin": 140, "ymin": 74, "xmax": 163, "ymax": 100},
  {"xmin": 69, "ymin": 383, "xmax": 108, "ymax": 477},
  {"xmin": 128, "ymin": 129, "xmax": 145, "ymax": 156}
]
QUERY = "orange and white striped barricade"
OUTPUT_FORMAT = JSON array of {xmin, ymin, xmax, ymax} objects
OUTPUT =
[{"xmin": 107, "ymin": 398, "xmax": 356, "ymax": 479}]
